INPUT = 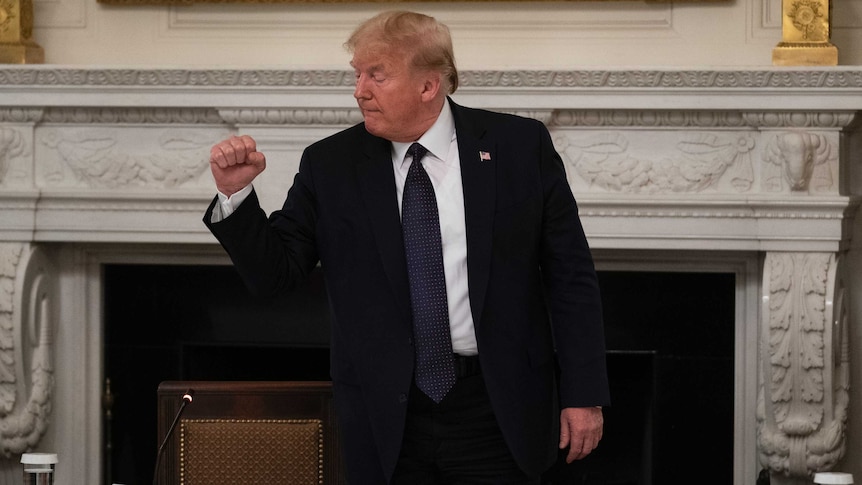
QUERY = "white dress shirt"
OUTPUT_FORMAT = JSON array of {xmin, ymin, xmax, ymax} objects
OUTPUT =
[
  {"xmin": 390, "ymin": 99, "xmax": 477, "ymax": 356},
  {"xmin": 214, "ymin": 99, "xmax": 478, "ymax": 356}
]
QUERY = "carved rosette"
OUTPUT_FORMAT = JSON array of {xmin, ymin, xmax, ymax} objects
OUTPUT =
[
  {"xmin": 0, "ymin": 243, "xmax": 54, "ymax": 455},
  {"xmin": 758, "ymin": 252, "xmax": 849, "ymax": 479}
]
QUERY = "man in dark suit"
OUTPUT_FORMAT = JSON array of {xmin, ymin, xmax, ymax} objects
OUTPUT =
[{"xmin": 205, "ymin": 10, "xmax": 609, "ymax": 485}]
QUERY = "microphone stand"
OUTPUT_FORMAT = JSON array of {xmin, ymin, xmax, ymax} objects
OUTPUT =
[{"xmin": 152, "ymin": 389, "xmax": 194, "ymax": 485}]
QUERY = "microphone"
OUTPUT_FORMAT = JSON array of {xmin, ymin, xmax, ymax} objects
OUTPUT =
[{"xmin": 152, "ymin": 389, "xmax": 194, "ymax": 485}]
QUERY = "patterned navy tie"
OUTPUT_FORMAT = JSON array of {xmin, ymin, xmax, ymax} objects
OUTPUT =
[{"xmin": 402, "ymin": 143, "xmax": 456, "ymax": 403}]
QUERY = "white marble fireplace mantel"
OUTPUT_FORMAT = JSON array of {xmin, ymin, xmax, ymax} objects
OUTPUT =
[{"xmin": 0, "ymin": 67, "xmax": 860, "ymax": 485}]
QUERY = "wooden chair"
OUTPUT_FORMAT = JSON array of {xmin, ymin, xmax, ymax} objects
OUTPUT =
[{"xmin": 156, "ymin": 381, "xmax": 344, "ymax": 485}]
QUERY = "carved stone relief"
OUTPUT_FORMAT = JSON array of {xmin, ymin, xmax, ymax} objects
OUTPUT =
[
  {"xmin": 37, "ymin": 128, "xmax": 217, "ymax": 189},
  {"xmin": 0, "ymin": 243, "xmax": 55, "ymax": 455},
  {"xmin": 762, "ymin": 131, "xmax": 838, "ymax": 194},
  {"xmin": 758, "ymin": 252, "xmax": 849, "ymax": 479},
  {"xmin": 554, "ymin": 131, "xmax": 757, "ymax": 194},
  {"xmin": 41, "ymin": 107, "xmax": 222, "ymax": 125},
  {"xmin": 217, "ymin": 108, "xmax": 363, "ymax": 126},
  {"xmin": 550, "ymin": 110, "xmax": 749, "ymax": 128},
  {"xmin": 741, "ymin": 112, "xmax": 856, "ymax": 129},
  {"xmin": 0, "ymin": 127, "xmax": 31, "ymax": 187}
]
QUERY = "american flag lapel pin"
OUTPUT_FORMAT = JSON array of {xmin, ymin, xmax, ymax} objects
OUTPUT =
[{"xmin": 478, "ymin": 151, "xmax": 491, "ymax": 162}]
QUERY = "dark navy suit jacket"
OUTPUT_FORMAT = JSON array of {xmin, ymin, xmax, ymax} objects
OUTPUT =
[{"xmin": 205, "ymin": 99, "xmax": 610, "ymax": 483}]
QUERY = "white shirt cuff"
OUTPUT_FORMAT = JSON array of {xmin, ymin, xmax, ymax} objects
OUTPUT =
[{"xmin": 212, "ymin": 184, "xmax": 253, "ymax": 222}]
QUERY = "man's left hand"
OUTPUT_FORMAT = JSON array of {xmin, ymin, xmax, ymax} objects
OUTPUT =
[{"xmin": 559, "ymin": 406, "xmax": 603, "ymax": 463}]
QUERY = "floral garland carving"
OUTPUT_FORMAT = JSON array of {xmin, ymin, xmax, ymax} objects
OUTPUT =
[
  {"xmin": 555, "ymin": 132, "xmax": 756, "ymax": 193},
  {"xmin": 39, "ymin": 129, "xmax": 212, "ymax": 189}
]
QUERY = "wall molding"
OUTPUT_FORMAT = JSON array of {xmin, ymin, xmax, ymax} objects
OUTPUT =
[{"xmin": 0, "ymin": 68, "xmax": 862, "ymax": 90}]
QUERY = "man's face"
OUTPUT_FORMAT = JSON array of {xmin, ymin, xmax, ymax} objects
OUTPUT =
[{"xmin": 351, "ymin": 48, "xmax": 430, "ymax": 143}]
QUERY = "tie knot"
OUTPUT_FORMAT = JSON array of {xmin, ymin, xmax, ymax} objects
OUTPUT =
[{"xmin": 407, "ymin": 143, "xmax": 428, "ymax": 163}]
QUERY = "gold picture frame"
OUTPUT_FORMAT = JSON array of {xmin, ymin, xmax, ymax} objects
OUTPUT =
[{"xmin": 98, "ymin": 0, "xmax": 729, "ymax": 6}]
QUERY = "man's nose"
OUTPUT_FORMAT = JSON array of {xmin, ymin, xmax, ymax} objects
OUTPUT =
[{"xmin": 354, "ymin": 74, "xmax": 370, "ymax": 100}]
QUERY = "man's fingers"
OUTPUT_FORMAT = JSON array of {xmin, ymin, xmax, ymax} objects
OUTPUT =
[
  {"xmin": 228, "ymin": 135, "xmax": 251, "ymax": 164},
  {"xmin": 558, "ymin": 420, "xmax": 570, "ymax": 449},
  {"xmin": 209, "ymin": 144, "xmax": 227, "ymax": 169},
  {"xmin": 238, "ymin": 134, "xmax": 257, "ymax": 153},
  {"xmin": 559, "ymin": 406, "xmax": 604, "ymax": 463},
  {"xmin": 208, "ymin": 135, "xmax": 266, "ymax": 196},
  {"xmin": 565, "ymin": 437, "xmax": 583, "ymax": 463},
  {"xmin": 210, "ymin": 135, "xmax": 259, "ymax": 168},
  {"xmin": 564, "ymin": 433, "xmax": 602, "ymax": 463},
  {"xmin": 247, "ymin": 150, "xmax": 267, "ymax": 169}
]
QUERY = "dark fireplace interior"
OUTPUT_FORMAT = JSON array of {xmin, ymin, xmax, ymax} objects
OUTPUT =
[{"xmin": 103, "ymin": 264, "xmax": 734, "ymax": 485}]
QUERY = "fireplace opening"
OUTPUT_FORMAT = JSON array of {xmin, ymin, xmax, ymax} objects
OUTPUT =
[
  {"xmin": 545, "ymin": 270, "xmax": 736, "ymax": 485},
  {"xmin": 103, "ymin": 265, "xmax": 734, "ymax": 485},
  {"xmin": 103, "ymin": 263, "xmax": 332, "ymax": 485}
]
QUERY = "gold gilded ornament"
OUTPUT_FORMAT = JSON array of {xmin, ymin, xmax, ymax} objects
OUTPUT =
[
  {"xmin": 0, "ymin": 0, "xmax": 43, "ymax": 63},
  {"xmin": 773, "ymin": 0, "xmax": 837, "ymax": 65}
]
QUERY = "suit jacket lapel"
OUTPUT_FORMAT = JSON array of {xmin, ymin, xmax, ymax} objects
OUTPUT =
[
  {"xmin": 356, "ymin": 132, "xmax": 412, "ymax": 321},
  {"xmin": 354, "ymin": 103, "xmax": 497, "ymax": 329},
  {"xmin": 451, "ymin": 101, "xmax": 495, "ymax": 328}
]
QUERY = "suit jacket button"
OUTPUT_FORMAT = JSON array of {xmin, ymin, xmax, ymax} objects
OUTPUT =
[
  {"xmin": 398, "ymin": 393, "xmax": 408, "ymax": 403},
  {"xmin": 407, "ymin": 337, "xmax": 414, "ymax": 346}
]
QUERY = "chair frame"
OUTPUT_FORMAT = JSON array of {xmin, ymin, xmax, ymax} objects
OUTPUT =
[{"xmin": 156, "ymin": 381, "xmax": 343, "ymax": 485}]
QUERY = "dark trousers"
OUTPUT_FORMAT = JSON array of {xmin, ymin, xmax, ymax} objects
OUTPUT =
[{"xmin": 391, "ymin": 356, "xmax": 540, "ymax": 485}]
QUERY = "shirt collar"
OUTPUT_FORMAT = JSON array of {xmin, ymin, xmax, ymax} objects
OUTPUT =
[{"xmin": 392, "ymin": 98, "xmax": 455, "ymax": 167}]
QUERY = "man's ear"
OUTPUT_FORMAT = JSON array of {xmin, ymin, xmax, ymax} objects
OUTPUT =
[{"xmin": 420, "ymin": 72, "xmax": 443, "ymax": 102}]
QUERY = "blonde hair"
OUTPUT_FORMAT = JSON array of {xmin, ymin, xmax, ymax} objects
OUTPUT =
[{"xmin": 345, "ymin": 11, "xmax": 459, "ymax": 95}]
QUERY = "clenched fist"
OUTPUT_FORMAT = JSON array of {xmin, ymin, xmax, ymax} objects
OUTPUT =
[{"xmin": 209, "ymin": 135, "xmax": 267, "ymax": 197}]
